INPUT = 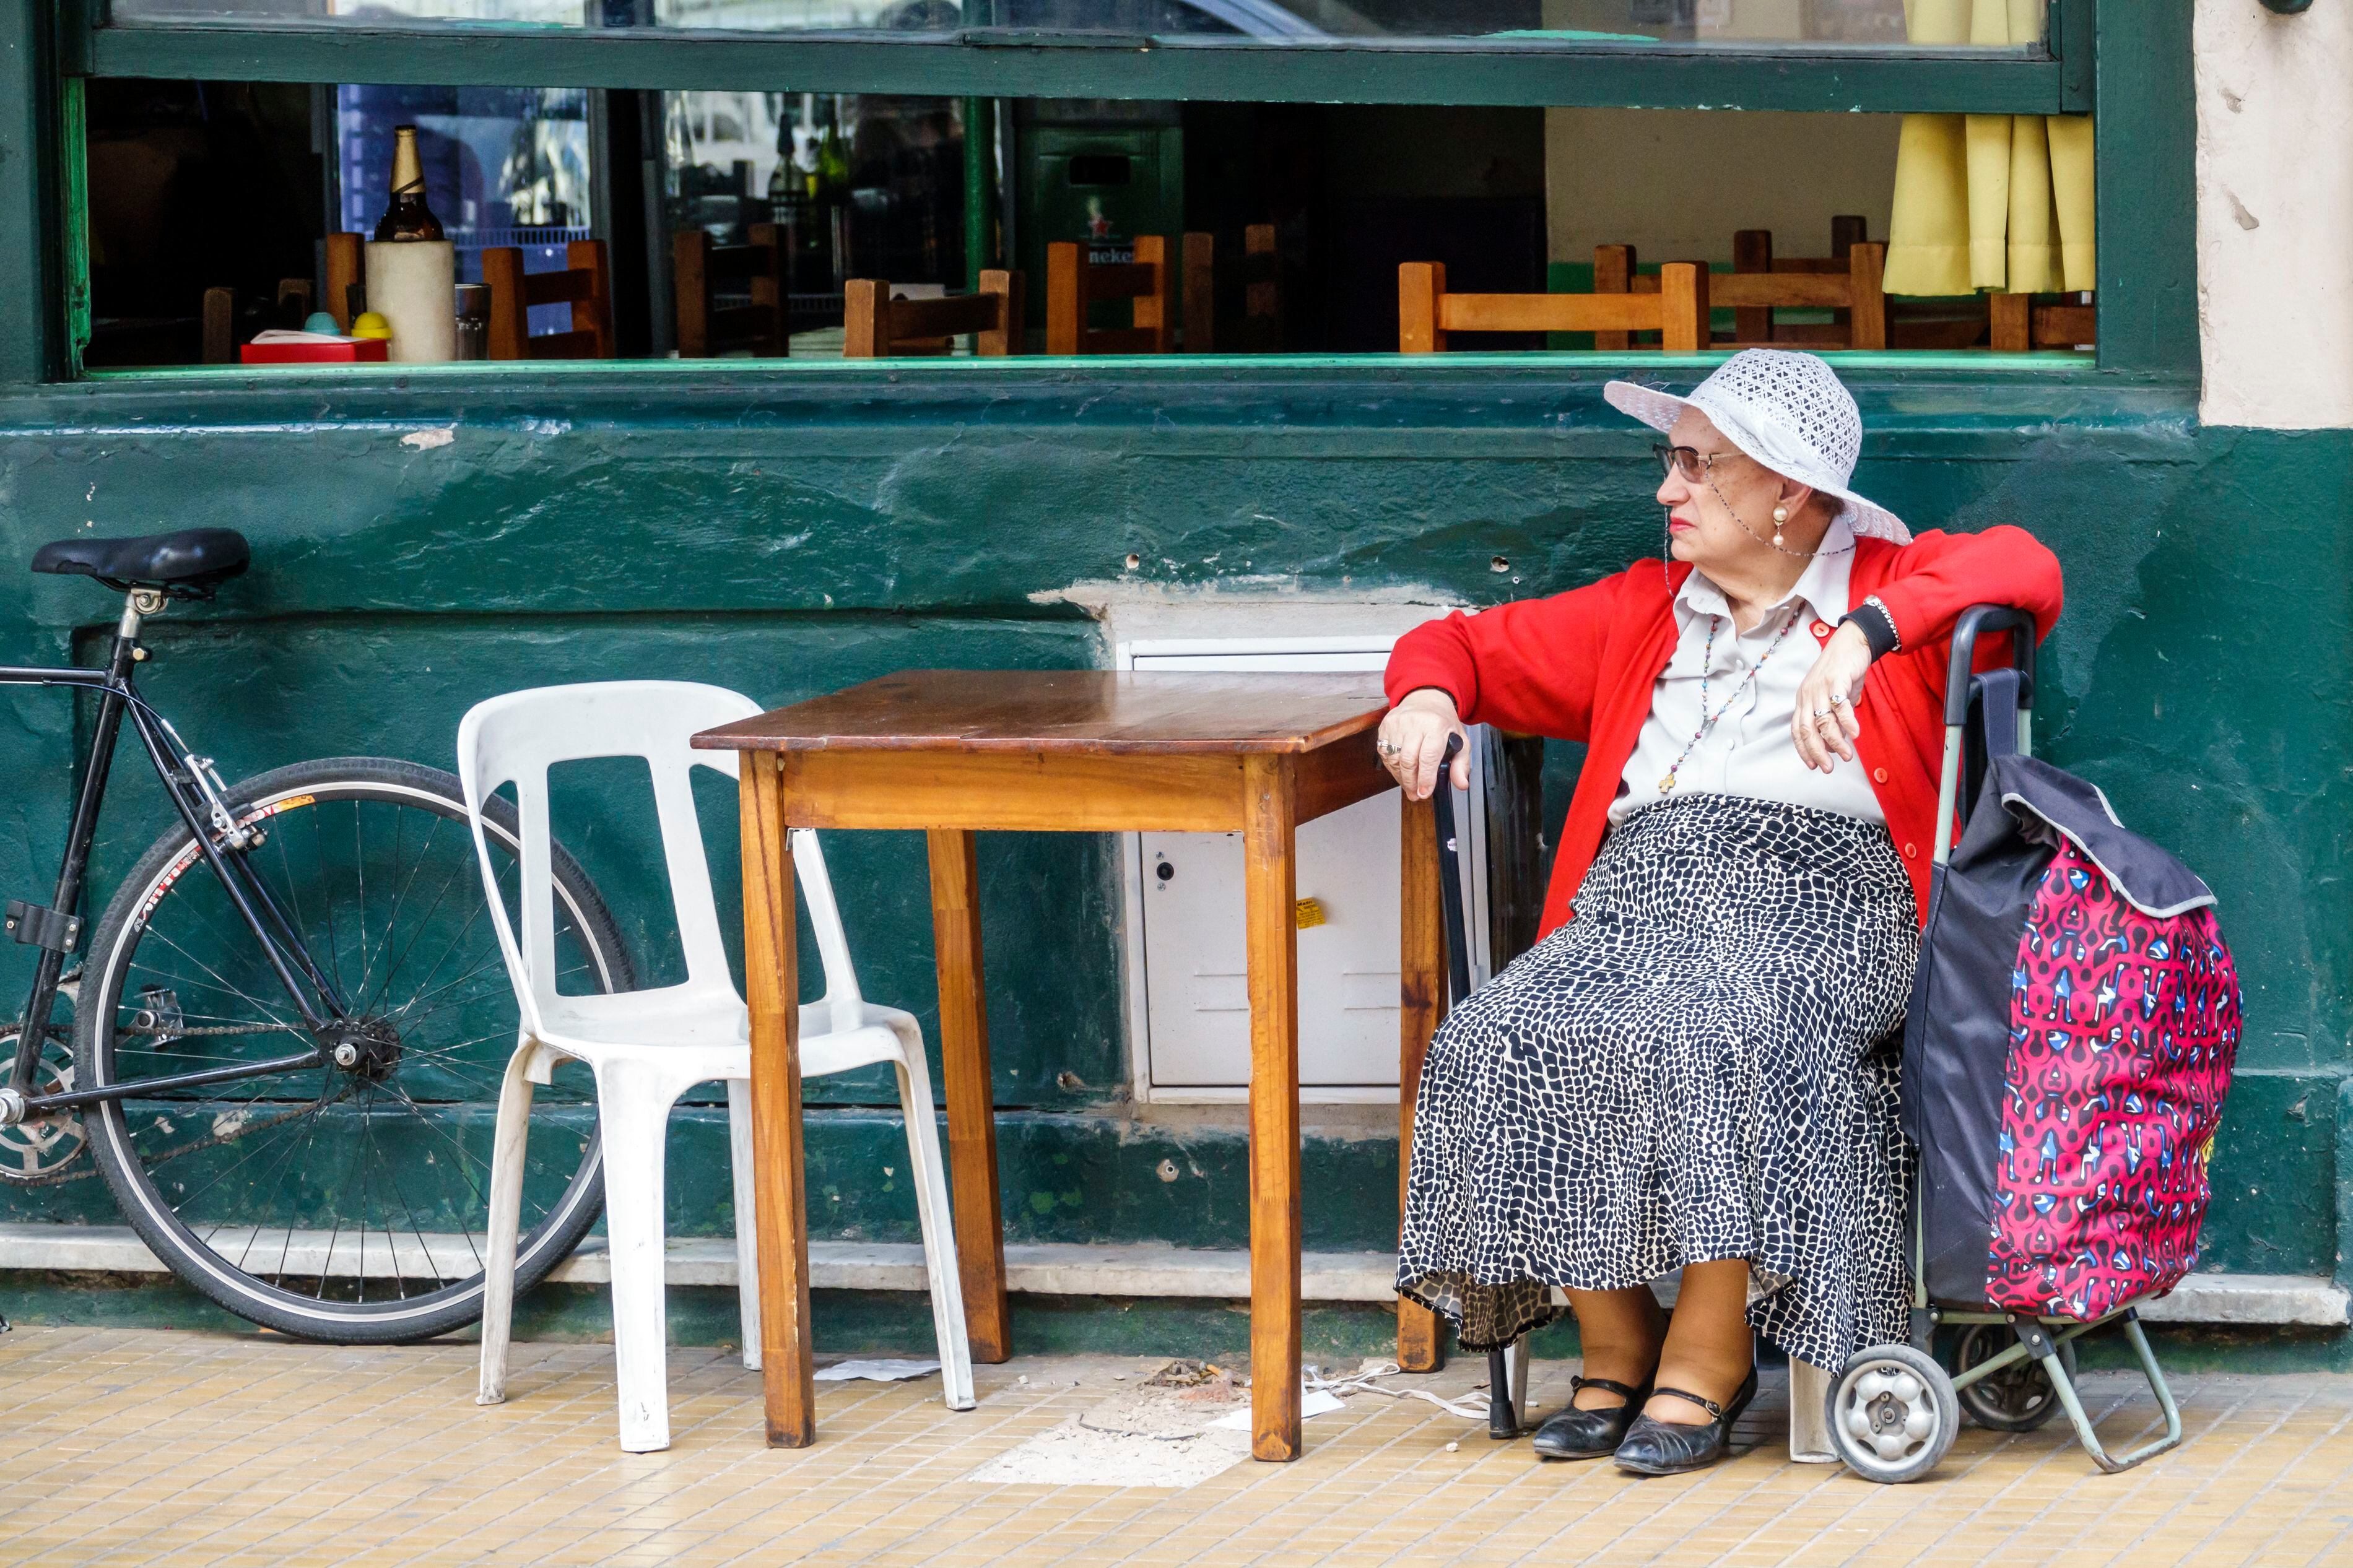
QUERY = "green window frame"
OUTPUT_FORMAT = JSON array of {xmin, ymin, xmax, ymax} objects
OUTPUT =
[{"xmin": 0, "ymin": 0, "xmax": 2194, "ymax": 390}]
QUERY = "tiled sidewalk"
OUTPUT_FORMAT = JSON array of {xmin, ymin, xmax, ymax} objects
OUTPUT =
[{"xmin": 1, "ymin": 1327, "xmax": 2349, "ymax": 1567}]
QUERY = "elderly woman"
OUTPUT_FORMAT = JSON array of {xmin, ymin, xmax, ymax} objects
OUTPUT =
[{"xmin": 1381, "ymin": 350, "xmax": 2061, "ymax": 1476}]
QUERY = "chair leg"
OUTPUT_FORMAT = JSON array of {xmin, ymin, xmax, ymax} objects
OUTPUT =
[
  {"xmin": 476, "ymin": 1042, "xmax": 538, "ymax": 1408},
  {"xmin": 890, "ymin": 1024, "xmax": 976, "ymax": 1411},
  {"xmin": 595, "ymin": 1060, "xmax": 687, "ymax": 1453},
  {"xmin": 726, "ymin": 1077, "xmax": 763, "ymax": 1372}
]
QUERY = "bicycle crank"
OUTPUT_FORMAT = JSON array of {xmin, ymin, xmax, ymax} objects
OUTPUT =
[{"xmin": 0, "ymin": 1028, "xmax": 90, "ymax": 1183}]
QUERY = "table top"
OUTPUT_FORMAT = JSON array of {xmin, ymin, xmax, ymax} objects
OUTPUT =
[{"xmin": 692, "ymin": 669, "xmax": 1390, "ymax": 755}]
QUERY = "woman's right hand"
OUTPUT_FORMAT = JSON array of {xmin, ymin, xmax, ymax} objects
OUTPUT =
[{"xmin": 1378, "ymin": 688, "xmax": 1470, "ymax": 801}]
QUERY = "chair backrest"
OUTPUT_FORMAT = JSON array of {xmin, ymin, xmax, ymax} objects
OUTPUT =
[
  {"xmin": 1990, "ymin": 292, "xmax": 2096, "ymax": 352},
  {"xmin": 456, "ymin": 681, "xmax": 866, "ymax": 1043},
  {"xmin": 1236, "ymin": 222, "xmax": 1281, "ymax": 353},
  {"xmin": 1399, "ymin": 258, "xmax": 1710, "ymax": 353},
  {"xmin": 1715, "ymin": 227, "xmax": 1890, "ymax": 350},
  {"xmin": 843, "ymin": 271, "xmax": 1024, "ymax": 358},
  {"xmin": 324, "ymin": 232, "xmax": 364, "ymax": 332},
  {"xmin": 675, "ymin": 226, "xmax": 788, "ymax": 358},
  {"xmin": 1045, "ymin": 236, "xmax": 1173, "ymax": 355},
  {"xmin": 1178, "ymin": 225, "xmax": 1280, "ymax": 354},
  {"xmin": 484, "ymin": 240, "xmax": 615, "ymax": 362}
]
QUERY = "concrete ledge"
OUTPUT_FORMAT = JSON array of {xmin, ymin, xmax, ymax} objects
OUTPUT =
[{"xmin": 0, "ymin": 1224, "xmax": 2342, "ymax": 1325}]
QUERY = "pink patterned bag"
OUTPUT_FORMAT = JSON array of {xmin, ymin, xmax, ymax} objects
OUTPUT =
[{"xmin": 1903, "ymin": 752, "xmax": 2242, "ymax": 1320}]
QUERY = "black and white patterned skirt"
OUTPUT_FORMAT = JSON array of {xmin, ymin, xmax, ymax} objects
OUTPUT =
[{"xmin": 1396, "ymin": 792, "xmax": 1920, "ymax": 1372}]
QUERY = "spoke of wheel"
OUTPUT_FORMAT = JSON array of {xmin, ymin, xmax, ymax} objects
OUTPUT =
[
  {"xmin": 386, "ymin": 893, "xmax": 497, "ymax": 1029},
  {"xmin": 353, "ymin": 809, "xmax": 441, "ymax": 1016},
  {"xmin": 226, "ymin": 1106, "xmax": 332, "ymax": 1275},
  {"xmin": 163, "ymin": 1076, "xmax": 339, "ymax": 1223},
  {"xmin": 373, "ymin": 1076, "xmax": 494, "ymax": 1232},
  {"xmin": 386, "ymin": 955, "xmax": 508, "ymax": 1031},
  {"xmin": 275, "ymin": 813, "xmax": 310, "ymax": 985},
  {"xmin": 314, "ymin": 1082, "xmax": 377, "ymax": 1301},
  {"xmin": 165, "ymin": 879, "xmax": 287, "ymax": 1013},
  {"xmin": 111, "ymin": 983, "xmax": 300, "ymax": 1034},
  {"xmin": 352, "ymin": 801, "xmax": 369, "ymax": 1018},
  {"xmin": 360, "ymin": 833, "xmax": 476, "ymax": 1021},
  {"xmin": 311, "ymin": 803, "xmax": 346, "ymax": 1000},
  {"xmin": 137, "ymin": 929, "xmax": 301, "ymax": 1037},
  {"xmin": 383, "ymin": 1081, "xmax": 489, "ymax": 1275},
  {"xmin": 375, "ymin": 1130, "xmax": 448, "ymax": 1289}
]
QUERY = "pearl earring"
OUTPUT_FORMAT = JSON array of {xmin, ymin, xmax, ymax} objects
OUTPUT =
[{"xmin": 1771, "ymin": 504, "xmax": 1788, "ymax": 549}]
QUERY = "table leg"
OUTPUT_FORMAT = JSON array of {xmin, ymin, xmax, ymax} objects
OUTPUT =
[
  {"xmin": 926, "ymin": 828, "xmax": 1011, "ymax": 1364},
  {"xmin": 739, "ymin": 754, "xmax": 816, "ymax": 1447},
  {"xmin": 1242, "ymin": 755, "xmax": 1302, "ymax": 1462},
  {"xmin": 1396, "ymin": 787, "xmax": 1447, "ymax": 1373}
]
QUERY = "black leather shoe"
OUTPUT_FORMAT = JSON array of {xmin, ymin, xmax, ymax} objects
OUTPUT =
[
  {"xmin": 1611, "ymin": 1367, "xmax": 1760, "ymax": 1477},
  {"xmin": 1529, "ymin": 1375, "xmax": 1652, "ymax": 1461}
]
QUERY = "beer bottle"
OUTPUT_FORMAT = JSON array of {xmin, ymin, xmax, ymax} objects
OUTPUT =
[{"xmin": 373, "ymin": 125, "xmax": 445, "ymax": 243}]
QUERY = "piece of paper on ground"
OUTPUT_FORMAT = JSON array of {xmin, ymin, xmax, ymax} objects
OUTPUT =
[
  {"xmin": 962, "ymin": 1363, "xmax": 1276, "ymax": 1490},
  {"xmin": 812, "ymin": 1358, "xmax": 941, "ymax": 1383},
  {"xmin": 1202, "ymin": 1389, "xmax": 1345, "ymax": 1431}
]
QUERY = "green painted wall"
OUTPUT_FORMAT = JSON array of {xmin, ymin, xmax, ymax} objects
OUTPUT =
[{"xmin": 0, "ymin": 357, "xmax": 2346, "ymax": 1326}]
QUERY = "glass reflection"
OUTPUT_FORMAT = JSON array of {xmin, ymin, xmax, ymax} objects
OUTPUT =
[{"xmin": 110, "ymin": 0, "xmax": 2043, "ymax": 48}]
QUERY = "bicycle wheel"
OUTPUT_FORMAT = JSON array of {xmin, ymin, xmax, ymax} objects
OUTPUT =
[{"xmin": 75, "ymin": 755, "xmax": 635, "ymax": 1342}]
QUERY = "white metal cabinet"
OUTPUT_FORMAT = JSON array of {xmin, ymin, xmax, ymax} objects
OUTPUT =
[{"xmin": 1118, "ymin": 638, "xmax": 1491, "ymax": 1100}]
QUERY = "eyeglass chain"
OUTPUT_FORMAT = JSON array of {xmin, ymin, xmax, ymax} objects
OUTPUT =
[
  {"xmin": 1656, "ymin": 609, "xmax": 1801, "ymax": 797},
  {"xmin": 1704, "ymin": 471, "xmax": 1857, "ymax": 559}
]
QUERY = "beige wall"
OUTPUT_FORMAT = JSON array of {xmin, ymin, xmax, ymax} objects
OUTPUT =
[
  {"xmin": 1544, "ymin": 108, "xmax": 1903, "ymax": 268},
  {"xmin": 2195, "ymin": 1, "xmax": 2353, "ymax": 429}
]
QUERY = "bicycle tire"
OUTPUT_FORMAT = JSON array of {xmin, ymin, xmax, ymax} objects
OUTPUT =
[{"xmin": 75, "ymin": 756, "xmax": 635, "ymax": 1343}]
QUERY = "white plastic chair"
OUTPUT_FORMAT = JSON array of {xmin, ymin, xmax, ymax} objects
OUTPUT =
[{"xmin": 459, "ymin": 680, "xmax": 976, "ymax": 1452}]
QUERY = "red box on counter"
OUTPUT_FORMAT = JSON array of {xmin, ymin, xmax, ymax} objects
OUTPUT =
[{"xmin": 239, "ymin": 332, "xmax": 390, "ymax": 365}]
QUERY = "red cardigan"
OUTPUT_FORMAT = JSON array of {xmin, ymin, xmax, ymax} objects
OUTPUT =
[{"xmin": 1385, "ymin": 526, "xmax": 2063, "ymax": 933}]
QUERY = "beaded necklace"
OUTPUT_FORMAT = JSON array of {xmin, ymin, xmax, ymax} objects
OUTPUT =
[{"xmin": 1656, "ymin": 608, "xmax": 1801, "ymax": 796}]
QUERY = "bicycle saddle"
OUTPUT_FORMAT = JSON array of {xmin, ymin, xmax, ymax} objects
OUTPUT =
[{"xmin": 31, "ymin": 528, "xmax": 250, "ymax": 594}]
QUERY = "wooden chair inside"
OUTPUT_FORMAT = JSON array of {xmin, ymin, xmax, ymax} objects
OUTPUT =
[
  {"xmin": 842, "ymin": 271, "xmax": 1024, "ymax": 358},
  {"xmin": 483, "ymin": 240, "xmax": 615, "ymax": 361},
  {"xmin": 324, "ymin": 231, "xmax": 364, "ymax": 331},
  {"xmin": 1045, "ymin": 237, "xmax": 1173, "ymax": 355},
  {"xmin": 675, "ymin": 227, "xmax": 786, "ymax": 358},
  {"xmin": 1399, "ymin": 257, "xmax": 1710, "ymax": 353},
  {"xmin": 1990, "ymin": 292, "xmax": 2096, "ymax": 352},
  {"xmin": 1596, "ymin": 230, "xmax": 1887, "ymax": 351},
  {"xmin": 1182, "ymin": 223, "xmax": 1281, "ymax": 354}
]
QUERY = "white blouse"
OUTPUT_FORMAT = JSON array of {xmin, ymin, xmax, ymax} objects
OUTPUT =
[{"xmin": 1610, "ymin": 517, "xmax": 1886, "ymax": 826}]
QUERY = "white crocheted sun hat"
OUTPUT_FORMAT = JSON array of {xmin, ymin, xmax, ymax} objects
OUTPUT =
[{"xmin": 1603, "ymin": 348, "xmax": 1910, "ymax": 545}]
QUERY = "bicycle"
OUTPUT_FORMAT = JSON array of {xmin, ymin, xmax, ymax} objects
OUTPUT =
[{"xmin": 0, "ymin": 527, "xmax": 635, "ymax": 1341}]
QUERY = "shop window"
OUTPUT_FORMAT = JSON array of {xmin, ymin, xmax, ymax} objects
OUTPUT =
[
  {"xmin": 102, "ymin": 0, "xmax": 2043, "ymax": 47},
  {"xmin": 79, "ymin": 82, "xmax": 2091, "ymax": 370}
]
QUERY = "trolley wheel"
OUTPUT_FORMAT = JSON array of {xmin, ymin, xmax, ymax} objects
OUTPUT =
[
  {"xmin": 1954, "ymin": 1322, "xmax": 2077, "ymax": 1432},
  {"xmin": 1827, "ymin": 1343, "xmax": 1959, "ymax": 1484}
]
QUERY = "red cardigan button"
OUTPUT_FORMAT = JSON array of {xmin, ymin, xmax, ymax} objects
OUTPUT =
[
  {"xmin": 1902, "ymin": 842, "xmax": 1918, "ymax": 859},
  {"xmin": 1872, "ymin": 766, "xmax": 1889, "ymax": 784}
]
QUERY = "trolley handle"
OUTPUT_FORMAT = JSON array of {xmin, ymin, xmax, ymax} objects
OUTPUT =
[
  {"xmin": 1932, "ymin": 603, "xmax": 2040, "ymax": 866},
  {"xmin": 1431, "ymin": 732, "xmax": 1474, "ymax": 1009},
  {"xmin": 1942, "ymin": 603, "xmax": 2038, "ymax": 726}
]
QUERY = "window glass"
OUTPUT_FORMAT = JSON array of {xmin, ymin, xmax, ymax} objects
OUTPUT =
[
  {"xmin": 77, "ymin": 84, "xmax": 2089, "ymax": 373},
  {"xmin": 104, "ymin": 0, "xmax": 2045, "ymax": 48},
  {"xmin": 337, "ymin": 85, "xmax": 594, "ymax": 283},
  {"xmin": 664, "ymin": 90, "xmax": 967, "ymax": 347}
]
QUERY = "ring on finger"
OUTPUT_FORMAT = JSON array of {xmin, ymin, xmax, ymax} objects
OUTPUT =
[{"xmin": 1829, "ymin": 692, "xmax": 1850, "ymax": 706}]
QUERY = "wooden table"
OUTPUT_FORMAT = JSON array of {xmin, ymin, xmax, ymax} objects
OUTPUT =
[{"xmin": 694, "ymin": 669, "xmax": 1449, "ymax": 1462}]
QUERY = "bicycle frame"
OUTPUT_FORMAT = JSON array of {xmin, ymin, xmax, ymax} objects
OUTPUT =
[{"xmin": 0, "ymin": 589, "xmax": 341, "ymax": 1118}]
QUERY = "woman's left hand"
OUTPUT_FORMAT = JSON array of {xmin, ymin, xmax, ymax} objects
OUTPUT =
[{"xmin": 1791, "ymin": 621, "xmax": 1872, "ymax": 774}]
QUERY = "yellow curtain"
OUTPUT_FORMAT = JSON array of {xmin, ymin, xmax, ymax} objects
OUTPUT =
[{"xmin": 1882, "ymin": 0, "xmax": 2095, "ymax": 297}]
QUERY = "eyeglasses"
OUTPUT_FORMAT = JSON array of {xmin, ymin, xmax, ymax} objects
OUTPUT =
[{"xmin": 1652, "ymin": 443, "xmax": 1741, "ymax": 483}]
